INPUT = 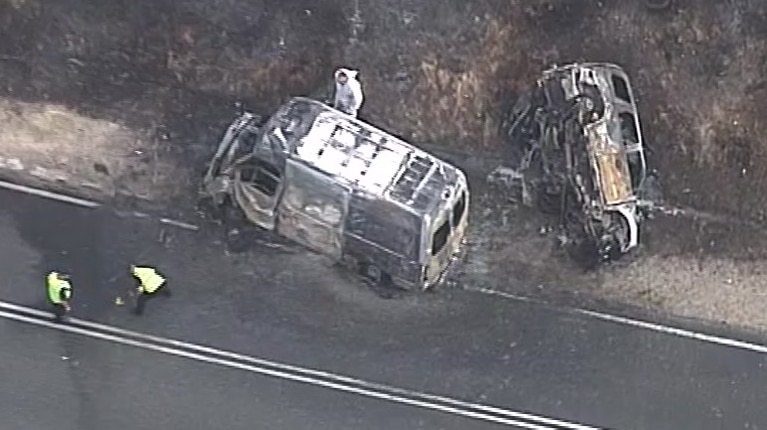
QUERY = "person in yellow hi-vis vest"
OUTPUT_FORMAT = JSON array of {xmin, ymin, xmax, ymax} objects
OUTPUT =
[
  {"xmin": 46, "ymin": 271, "xmax": 73, "ymax": 322},
  {"xmin": 130, "ymin": 265, "xmax": 170, "ymax": 315}
]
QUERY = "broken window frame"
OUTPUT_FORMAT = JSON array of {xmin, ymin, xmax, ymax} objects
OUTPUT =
[
  {"xmin": 431, "ymin": 218, "xmax": 451, "ymax": 256},
  {"xmin": 611, "ymin": 74, "xmax": 632, "ymax": 104},
  {"xmin": 238, "ymin": 159, "xmax": 282, "ymax": 197},
  {"xmin": 451, "ymin": 190, "xmax": 467, "ymax": 228}
]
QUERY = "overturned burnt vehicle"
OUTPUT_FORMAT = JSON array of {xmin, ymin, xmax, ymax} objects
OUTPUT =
[
  {"xmin": 502, "ymin": 63, "xmax": 650, "ymax": 263},
  {"xmin": 201, "ymin": 97, "xmax": 469, "ymax": 289}
]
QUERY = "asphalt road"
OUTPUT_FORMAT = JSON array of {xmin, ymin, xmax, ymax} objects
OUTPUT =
[
  {"xmin": 1, "ymin": 186, "xmax": 767, "ymax": 430},
  {"xmin": 0, "ymin": 315, "xmax": 510, "ymax": 430}
]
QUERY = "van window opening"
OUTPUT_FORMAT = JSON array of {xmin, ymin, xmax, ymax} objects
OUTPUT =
[
  {"xmin": 627, "ymin": 152, "xmax": 644, "ymax": 190},
  {"xmin": 346, "ymin": 204, "xmax": 420, "ymax": 260},
  {"xmin": 611, "ymin": 74, "xmax": 632, "ymax": 104},
  {"xmin": 240, "ymin": 161, "xmax": 281, "ymax": 197},
  {"xmin": 452, "ymin": 191, "xmax": 466, "ymax": 227},
  {"xmin": 618, "ymin": 112, "xmax": 639, "ymax": 144},
  {"xmin": 431, "ymin": 219, "xmax": 451, "ymax": 255}
]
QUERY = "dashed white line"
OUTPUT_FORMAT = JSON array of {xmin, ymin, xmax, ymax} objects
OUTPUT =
[
  {"xmin": 466, "ymin": 287, "xmax": 767, "ymax": 355},
  {"xmin": 0, "ymin": 301, "xmax": 600, "ymax": 430}
]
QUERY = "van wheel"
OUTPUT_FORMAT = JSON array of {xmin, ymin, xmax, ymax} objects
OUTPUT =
[
  {"xmin": 360, "ymin": 263, "xmax": 393, "ymax": 285},
  {"xmin": 364, "ymin": 263, "xmax": 382, "ymax": 283}
]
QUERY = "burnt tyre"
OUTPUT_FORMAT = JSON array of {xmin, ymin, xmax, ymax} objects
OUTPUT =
[
  {"xmin": 221, "ymin": 203, "xmax": 254, "ymax": 253},
  {"xmin": 358, "ymin": 261, "xmax": 403, "ymax": 298},
  {"xmin": 600, "ymin": 212, "xmax": 638, "ymax": 266},
  {"xmin": 561, "ymin": 210, "xmax": 602, "ymax": 271},
  {"xmin": 360, "ymin": 262, "xmax": 393, "ymax": 286}
]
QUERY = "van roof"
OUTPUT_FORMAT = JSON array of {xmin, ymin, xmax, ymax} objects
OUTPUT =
[{"xmin": 275, "ymin": 97, "xmax": 466, "ymax": 214}]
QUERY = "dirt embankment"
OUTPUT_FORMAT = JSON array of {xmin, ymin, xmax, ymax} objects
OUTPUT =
[{"xmin": 2, "ymin": 0, "xmax": 767, "ymax": 330}]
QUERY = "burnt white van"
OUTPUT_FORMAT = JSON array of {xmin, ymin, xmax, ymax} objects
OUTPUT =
[{"xmin": 202, "ymin": 97, "xmax": 469, "ymax": 289}]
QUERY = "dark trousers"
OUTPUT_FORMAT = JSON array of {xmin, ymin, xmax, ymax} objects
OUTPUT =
[
  {"xmin": 133, "ymin": 283, "xmax": 171, "ymax": 315},
  {"xmin": 52, "ymin": 303, "xmax": 69, "ymax": 322}
]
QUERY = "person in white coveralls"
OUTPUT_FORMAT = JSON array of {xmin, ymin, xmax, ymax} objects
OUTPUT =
[{"xmin": 332, "ymin": 67, "xmax": 364, "ymax": 118}]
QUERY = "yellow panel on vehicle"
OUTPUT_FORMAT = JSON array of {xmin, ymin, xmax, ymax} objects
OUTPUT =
[{"xmin": 594, "ymin": 150, "xmax": 633, "ymax": 205}]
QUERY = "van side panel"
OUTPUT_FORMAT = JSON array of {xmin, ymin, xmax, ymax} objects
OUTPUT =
[
  {"xmin": 277, "ymin": 160, "xmax": 347, "ymax": 260},
  {"xmin": 343, "ymin": 193, "xmax": 422, "ymax": 285}
]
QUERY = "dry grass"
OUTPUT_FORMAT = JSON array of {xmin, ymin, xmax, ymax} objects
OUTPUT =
[
  {"xmin": 364, "ymin": 15, "xmax": 539, "ymax": 149},
  {"xmin": 0, "ymin": 97, "xmax": 179, "ymax": 200},
  {"xmin": 404, "ymin": 21, "xmax": 519, "ymax": 147}
]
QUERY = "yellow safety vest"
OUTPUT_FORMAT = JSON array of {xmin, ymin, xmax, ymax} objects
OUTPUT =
[
  {"xmin": 46, "ymin": 272, "xmax": 72, "ymax": 304},
  {"xmin": 132, "ymin": 266, "xmax": 166, "ymax": 294}
]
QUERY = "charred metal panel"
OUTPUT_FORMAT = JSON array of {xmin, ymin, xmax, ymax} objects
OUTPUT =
[
  {"xmin": 277, "ymin": 159, "xmax": 346, "ymax": 260},
  {"xmin": 294, "ymin": 113, "xmax": 408, "ymax": 198},
  {"xmin": 343, "ymin": 235, "xmax": 421, "ymax": 285},
  {"xmin": 345, "ymin": 197, "xmax": 420, "ymax": 259},
  {"xmin": 277, "ymin": 98, "xmax": 467, "ymax": 220},
  {"xmin": 344, "ymin": 191, "xmax": 422, "ymax": 280},
  {"xmin": 233, "ymin": 181, "xmax": 279, "ymax": 230},
  {"xmin": 388, "ymin": 153, "xmax": 458, "ymax": 215}
]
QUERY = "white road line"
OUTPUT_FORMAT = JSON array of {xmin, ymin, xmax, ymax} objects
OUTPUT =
[
  {"xmin": 576, "ymin": 309, "xmax": 767, "ymax": 354},
  {"xmin": 466, "ymin": 287, "xmax": 767, "ymax": 355},
  {"xmin": 0, "ymin": 304, "xmax": 600, "ymax": 430},
  {"xmin": 0, "ymin": 179, "xmax": 101, "ymax": 208},
  {"xmin": 9, "ymin": 177, "xmax": 764, "ymax": 361},
  {"xmin": 0, "ymin": 178, "xmax": 200, "ymax": 231}
]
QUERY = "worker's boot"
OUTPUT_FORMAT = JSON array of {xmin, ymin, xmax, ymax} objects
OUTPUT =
[{"xmin": 52, "ymin": 305, "xmax": 66, "ymax": 323}]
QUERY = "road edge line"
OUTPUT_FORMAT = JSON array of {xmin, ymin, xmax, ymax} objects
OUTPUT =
[
  {"xmin": 0, "ymin": 306, "xmax": 599, "ymax": 430},
  {"xmin": 466, "ymin": 287, "xmax": 767, "ymax": 354}
]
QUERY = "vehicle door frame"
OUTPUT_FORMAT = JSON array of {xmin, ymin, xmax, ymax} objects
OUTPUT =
[{"xmin": 232, "ymin": 156, "xmax": 285, "ymax": 231}]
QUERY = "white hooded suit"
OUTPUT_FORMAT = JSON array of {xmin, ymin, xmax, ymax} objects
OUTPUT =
[{"xmin": 333, "ymin": 68, "xmax": 364, "ymax": 118}]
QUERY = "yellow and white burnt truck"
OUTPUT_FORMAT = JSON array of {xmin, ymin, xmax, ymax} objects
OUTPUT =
[{"xmin": 502, "ymin": 62, "xmax": 651, "ymax": 264}]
